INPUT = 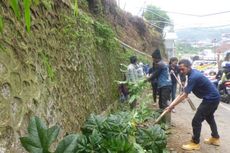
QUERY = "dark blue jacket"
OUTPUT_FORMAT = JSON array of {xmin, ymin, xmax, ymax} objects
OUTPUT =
[
  {"xmin": 184, "ymin": 69, "xmax": 220, "ymax": 102},
  {"xmin": 149, "ymin": 60, "xmax": 172, "ymax": 88}
]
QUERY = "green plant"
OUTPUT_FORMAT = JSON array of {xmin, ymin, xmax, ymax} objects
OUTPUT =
[
  {"xmin": 81, "ymin": 112, "xmax": 139, "ymax": 153},
  {"xmin": 20, "ymin": 116, "xmax": 60, "ymax": 153},
  {"xmin": 136, "ymin": 125, "xmax": 167, "ymax": 153},
  {"xmin": 127, "ymin": 79, "xmax": 147, "ymax": 104},
  {"xmin": 10, "ymin": 0, "xmax": 21, "ymax": 19},
  {"xmin": 134, "ymin": 94, "xmax": 153, "ymax": 123},
  {"xmin": 73, "ymin": 0, "xmax": 78, "ymax": 16},
  {"xmin": 20, "ymin": 116, "xmax": 90, "ymax": 153},
  {"xmin": 81, "ymin": 114, "xmax": 106, "ymax": 136},
  {"xmin": 10, "ymin": 0, "xmax": 31, "ymax": 32},
  {"xmin": 102, "ymin": 137, "xmax": 136, "ymax": 153},
  {"xmin": 5, "ymin": 0, "xmax": 79, "ymax": 32},
  {"xmin": 23, "ymin": 0, "xmax": 31, "ymax": 32},
  {"xmin": 55, "ymin": 134, "xmax": 91, "ymax": 153},
  {"xmin": 0, "ymin": 16, "xmax": 3, "ymax": 33},
  {"xmin": 21, "ymin": 110, "xmax": 168, "ymax": 153},
  {"xmin": 93, "ymin": 21, "xmax": 117, "ymax": 52}
]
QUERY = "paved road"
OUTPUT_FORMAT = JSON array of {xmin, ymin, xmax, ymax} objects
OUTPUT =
[{"xmin": 167, "ymin": 94, "xmax": 230, "ymax": 153}]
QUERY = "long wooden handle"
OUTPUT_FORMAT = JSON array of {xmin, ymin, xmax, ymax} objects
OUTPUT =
[
  {"xmin": 186, "ymin": 98, "xmax": 196, "ymax": 111},
  {"xmin": 171, "ymin": 70, "xmax": 182, "ymax": 87},
  {"xmin": 171, "ymin": 71, "xmax": 196, "ymax": 111},
  {"xmin": 153, "ymin": 109, "xmax": 169, "ymax": 125}
]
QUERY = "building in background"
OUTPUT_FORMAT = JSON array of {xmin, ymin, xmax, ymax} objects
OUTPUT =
[{"xmin": 164, "ymin": 28, "xmax": 177, "ymax": 59}]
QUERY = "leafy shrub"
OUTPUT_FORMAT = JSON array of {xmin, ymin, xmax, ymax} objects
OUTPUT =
[
  {"xmin": 20, "ymin": 112, "xmax": 168, "ymax": 153},
  {"xmin": 136, "ymin": 125, "xmax": 167, "ymax": 153}
]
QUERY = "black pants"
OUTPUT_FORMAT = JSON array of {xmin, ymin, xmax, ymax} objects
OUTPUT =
[
  {"xmin": 151, "ymin": 82, "xmax": 158, "ymax": 103},
  {"xmin": 158, "ymin": 86, "xmax": 171, "ymax": 109},
  {"xmin": 192, "ymin": 101, "xmax": 220, "ymax": 144}
]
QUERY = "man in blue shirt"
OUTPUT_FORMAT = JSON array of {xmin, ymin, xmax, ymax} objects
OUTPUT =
[
  {"xmin": 166, "ymin": 59, "xmax": 220, "ymax": 151},
  {"xmin": 147, "ymin": 49, "xmax": 172, "ymax": 109}
]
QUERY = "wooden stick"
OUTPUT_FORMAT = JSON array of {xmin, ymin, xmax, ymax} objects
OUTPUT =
[
  {"xmin": 171, "ymin": 70, "xmax": 196, "ymax": 111},
  {"xmin": 171, "ymin": 70, "xmax": 182, "ymax": 87},
  {"xmin": 153, "ymin": 109, "xmax": 169, "ymax": 125},
  {"xmin": 186, "ymin": 97, "xmax": 196, "ymax": 111}
]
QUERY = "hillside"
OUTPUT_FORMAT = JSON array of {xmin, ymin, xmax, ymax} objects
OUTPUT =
[{"xmin": 176, "ymin": 27, "xmax": 230, "ymax": 42}]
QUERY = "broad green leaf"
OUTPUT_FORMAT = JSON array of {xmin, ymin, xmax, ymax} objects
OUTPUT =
[
  {"xmin": 74, "ymin": 0, "xmax": 78, "ymax": 16},
  {"xmin": 75, "ymin": 135, "xmax": 89, "ymax": 152},
  {"xmin": 24, "ymin": 0, "xmax": 31, "ymax": 32},
  {"xmin": 86, "ymin": 129, "xmax": 103, "ymax": 152},
  {"xmin": 0, "ymin": 16, "xmax": 3, "ymax": 33},
  {"xmin": 81, "ymin": 114, "xmax": 105, "ymax": 136},
  {"xmin": 136, "ymin": 125, "xmax": 167, "ymax": 152},
  {"xmin": 20, "ymin": 137, "xmax": 43, "ymax": 153},
  {"xmin": 10, "ymin": 0, "xmax": 21, "ymax": 19},
  {"xmin": 103, "ymin": 137, "xmax": 135, "ymax": 153},
  {"xmin": 47, "ymin": 126, "xmax": 60, "ymax": 148},
  {"xmin": 54, "ymin": 134, "xmax": 79, "ymax": 153},
  {"xmin": 133, "ymin": 143, "xmax": 146, "ymax": 153},
  {"xmin": 103, "ymin": 112, "xmax": 134, "ymax": 141},
  {"xmin": 20, "ymin": 116, "xmax": 60, "ymax": 153}
]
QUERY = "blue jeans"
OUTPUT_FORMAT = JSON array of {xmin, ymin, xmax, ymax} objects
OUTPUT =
[{"xmin": 171, "ymin": 83, "xmax": 177, "ymax": 101}]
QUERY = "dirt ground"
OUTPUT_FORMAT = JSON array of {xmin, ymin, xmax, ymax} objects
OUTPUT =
[{"xmin": 167, "ymin": 95, "xmax": 230, "ymax": 153}]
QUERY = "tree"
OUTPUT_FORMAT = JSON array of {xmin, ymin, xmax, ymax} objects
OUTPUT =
[{"xmin": 143, "ymin": 5, "xmax": 171, "ymax": 32}]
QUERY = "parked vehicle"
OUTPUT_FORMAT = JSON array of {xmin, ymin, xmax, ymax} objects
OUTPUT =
[
  {"xmin": 192, "ymin": 60, "xmax": 217, "ymax": 71},
  {"xmin": 192, "ymin": 60, "xmax": 218, "ymax": 86},
  {"xmin": 220, "ymin": 81, "xmax": 230, "ymax": 104}
]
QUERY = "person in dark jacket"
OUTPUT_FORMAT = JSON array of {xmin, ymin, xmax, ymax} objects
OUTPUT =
[{"xmin": 147, "ymin": 49, "xmax": 172, "ymax": 109}]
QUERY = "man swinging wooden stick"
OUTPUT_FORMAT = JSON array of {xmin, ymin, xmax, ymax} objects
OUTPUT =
[{"xmin": 165, "ymin": 59, "xmax": 221, "ymax": 151}]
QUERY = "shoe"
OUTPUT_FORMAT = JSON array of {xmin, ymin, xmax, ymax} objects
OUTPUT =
[
  {"xmin": 181, "ymin": 141, "xmax": 200, "ymax": 151},
  {"xmin": 204, "ymin": 137, "xmax": 220, "ymax": 146}
]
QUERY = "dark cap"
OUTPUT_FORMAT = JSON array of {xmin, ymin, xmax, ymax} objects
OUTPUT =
[
  {"xmin": 151, "ymin": 49, "xmax": 161, "ymax": 59},
  {"xmin": 130, "ymin": 56, "xmax": 137, "ymax": 64}
]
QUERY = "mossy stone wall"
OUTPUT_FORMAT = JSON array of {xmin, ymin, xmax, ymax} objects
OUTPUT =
[{"xmin": 0, "ymin": 2, "xmax": 122, "ymax": 152}]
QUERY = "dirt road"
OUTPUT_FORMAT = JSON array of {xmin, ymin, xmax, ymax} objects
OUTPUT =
[{"xmin": 167, "ymin": 94, "xmax": 230, "ymax": 153}]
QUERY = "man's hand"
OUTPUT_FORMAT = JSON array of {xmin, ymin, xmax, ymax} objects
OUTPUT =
[
  {"xmin": 165, "ymin": 105, "xmax": 175, "ymax": 112},
  {"xmin": 143, "ymin": 75, "xmax": 150, "ymax": 83}
]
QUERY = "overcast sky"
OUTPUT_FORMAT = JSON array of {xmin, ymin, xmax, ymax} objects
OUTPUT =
[{"xmin": 117, "ymin": 0, "xmax": 230, "ymax": 29}]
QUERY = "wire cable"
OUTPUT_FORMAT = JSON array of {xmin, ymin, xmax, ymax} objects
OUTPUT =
[{"xmin": 166, "ymin": 10, "xmax": 230, "ymax": 17}]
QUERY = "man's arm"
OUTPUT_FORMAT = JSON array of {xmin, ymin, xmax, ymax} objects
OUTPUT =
[
  {"xmin": 166, "ymin": 92, "xmax": 188, "ymax": 111},
  {"xmin": 147, "ymin": 63, "xmax": 163, "ymax": 81},
  {"xmin": 147, "ymin": 69, "xmax": 160, "ymax": 81}
]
